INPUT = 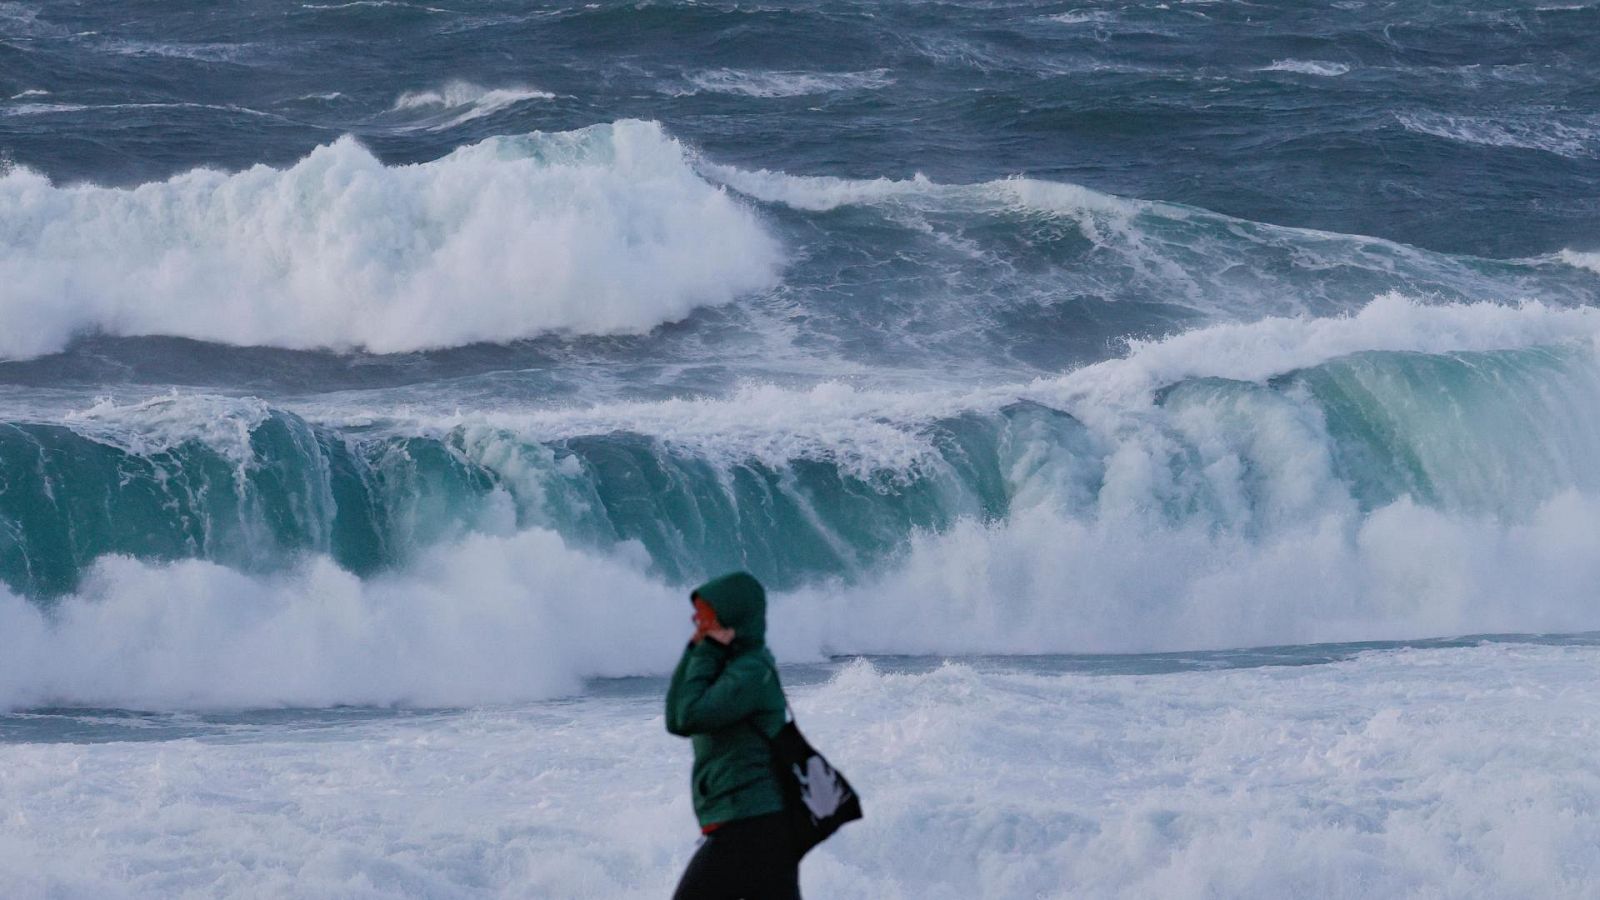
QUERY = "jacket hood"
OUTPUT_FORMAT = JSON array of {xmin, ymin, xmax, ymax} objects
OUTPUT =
[{"xmin": 691, "ymin": 571, "xmax": 767, "ymax": 648}]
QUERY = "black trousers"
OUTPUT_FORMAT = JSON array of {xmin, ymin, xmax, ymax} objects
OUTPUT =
[{"xmin": 672, "ymin": 812, "xmax": 802, "ymax": 900}]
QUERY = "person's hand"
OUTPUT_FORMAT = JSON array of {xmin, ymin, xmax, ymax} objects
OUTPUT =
[{"xmin": 705, "ymin": 626, "xmax": 736, "ymax": 646}]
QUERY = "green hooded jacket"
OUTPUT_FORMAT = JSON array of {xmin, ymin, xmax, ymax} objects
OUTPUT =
[{"xmin": 665, "ymin": 572, "xmax": 787, "ymax": 828}]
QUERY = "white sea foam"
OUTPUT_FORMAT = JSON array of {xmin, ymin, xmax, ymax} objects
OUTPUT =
[
  {"xmin": 677, "ymin": 69, "xmax": 894, "ymax": 98},
  {"xmin": 0, "ymin": 528, "xmax": 681, "ymax": 710},
  {"xmin": 707, "ymin": 164, "xmax": 945, "ymax": 212},
  {"xmin": 780, "ymin": 492, "xmax": 1600, "ymax": 657},
  {"xmin": 1557, "ymin": 248, "xmax": 1600, "ymax": 275},
  {"xmin": 387, "ymin": 80, "xmax": 553, "ymax": 130},
  {"xmin": 1042, "ymin": 292, "xmax": 1600, "ymax": 409},
  {"xmin": 7, "ymin": 481, "xmax": 1600, "ymax": 710},
  {"xmin": 1397, "ymin": 111, "xmax": 1600, "ymax": 158},
  {"xmin": 61, "ymin": 394, "xmax": 275, "ymax": 467},
  {"xmin": 3, "ymin": 644, "xmax": 1600, "ymax": 897},
  {"xmin": 700, "ymin": 158, "xmax": 1217, "ymax": 222},
  {"xmin": 0, "ymin": 119, "xmax": 782, "ymax": 358},
  {"xmin": 704, "ymin": 163, "xmax": 1142, "ymax": 226},
  {"xmin": 392, "ymin": 381, "xmax": 954, "ymax": 478},
  {"xmin": 1259, "ymin": 59, "xmax": 1350, "ymax": 76}
]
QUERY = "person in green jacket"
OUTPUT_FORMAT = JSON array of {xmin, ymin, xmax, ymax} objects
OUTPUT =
[{"xmin": 667, "ymin": 571, "xmax": 800, "ymax": 900}]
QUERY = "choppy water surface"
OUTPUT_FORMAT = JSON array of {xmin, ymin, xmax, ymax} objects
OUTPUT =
[{"xmin": 3, "ymin": 4, "xmax": 1600, "ymax": 893}]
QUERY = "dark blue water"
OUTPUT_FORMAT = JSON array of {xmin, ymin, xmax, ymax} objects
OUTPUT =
[{"xmin": 5, "ymin": 1, "xmax": 1598, "ymax": 256}]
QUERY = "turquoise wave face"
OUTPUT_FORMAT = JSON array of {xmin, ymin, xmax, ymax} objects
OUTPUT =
[
  {"xmin": 5, "ymin": 341, "xmax": 1596, "ymax": 601},
  {"xmin": 0, "ymin": 401, "xmax": 1035, "ymax": 598},
  {"xmin": 0, "ymin": 412, "xmax": 499, "ymax": 597}
]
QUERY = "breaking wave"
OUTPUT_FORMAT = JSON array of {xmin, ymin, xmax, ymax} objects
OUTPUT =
[
  {"xmin": 3, "ymin": 116, "xmax": 1595, "ymax": 369},
  {"xmin": 0, "ymin": 120, "xmax": 782, "ymax": 358},
  {"xmin": 1559, "ymin": 249, "xmax": 1600, "ymax": 275},
  {"xmin": 10, "ymin": 297, "xmax": 1600, "ymax": 707}
]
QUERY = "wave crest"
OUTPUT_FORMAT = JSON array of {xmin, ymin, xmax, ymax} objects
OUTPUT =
[
  {"xmin": 0, "ymin": 120, "xmax": 783, "ymax": 359},
  {"xmin": 1558, "ymin": 249, "xmax": 1600, "ymax": 275},
  {"xmin": 9, "ymin": 299, "xmax": 1600, "ymax": 706}
]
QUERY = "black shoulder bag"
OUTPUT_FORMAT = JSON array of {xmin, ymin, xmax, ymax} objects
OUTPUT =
[{"xmin": 754, "ymin": 665, "xmax": 864, "ymax": 858}]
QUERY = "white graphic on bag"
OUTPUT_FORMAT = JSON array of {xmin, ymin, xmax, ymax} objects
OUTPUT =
[{"xmin": 792, "ymin": 754, "xmax": 849, "ymax": 821}]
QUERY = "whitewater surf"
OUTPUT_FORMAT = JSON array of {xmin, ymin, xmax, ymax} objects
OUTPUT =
[{"xmin": 2, "ymin": 0, "xmax": 1599, "ymax": 897}]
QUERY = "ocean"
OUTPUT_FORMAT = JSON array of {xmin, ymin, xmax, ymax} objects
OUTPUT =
[{"xmin": 2, "ymin": 0, "xmax": 1600, "ymax": 896}]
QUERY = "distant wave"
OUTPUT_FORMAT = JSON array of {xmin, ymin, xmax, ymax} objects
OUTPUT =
[
  {"xmin": 674, "ymin": 69, "xmax": 894, "ymax": 98},
  {"xmin": 1398, "ymin": 111, "xmax": 1600, "ymax": 158},
  {"xmin": 1259, "ymin": 59, "xmax": 1350, "ymax": 77},
  {"xmin": 702, "ymin": 160, "xmax": 1597, "ymax": 324},
  {"xmin": 0, "ymin": 120, "xmax": 782, "ymax": 358},
  {"xmin": 386, "ymin": 80, "xmax": 552, "ymax": 130}
]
